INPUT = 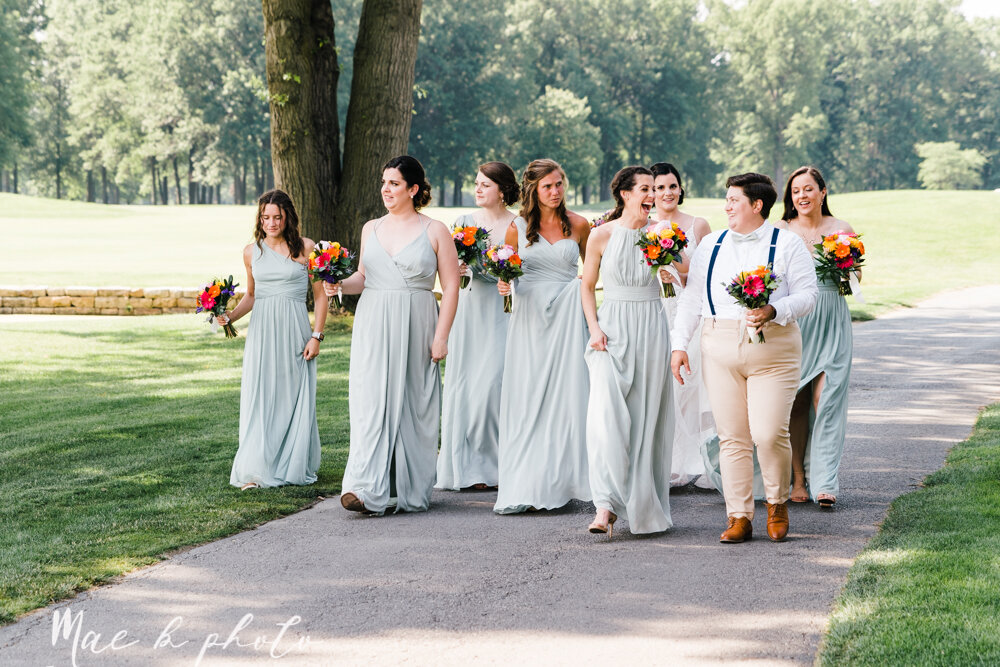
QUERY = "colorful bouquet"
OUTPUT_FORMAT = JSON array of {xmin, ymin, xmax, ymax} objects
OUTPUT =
[
  {"xmin": 635, "ymin": 220, "xmax": 689, "ymax": 297},
  {"xmin": 814, "ymin": 232, "xmax": 865, "ymax": 296},
  {"xmin": 724, "ymin": 265, "xmax": 781, "ymax": 343},
  {"xmin": 451, "ymin": 223, "xmax": 491, "ymax": 288},
  {"xmin": 480, "ymin": 244, "xmax": 524, "ymax": 313},
  {"xmin": 308, "ymin": 240, "xmax": 356, "ymax": 309},
  {"xmin": 196, "ymin": 275, "xmax": 239, "ymax": 338},
  {"xmin": 590, "ymin": 210, "xmax": 614, "ymax": 228}
]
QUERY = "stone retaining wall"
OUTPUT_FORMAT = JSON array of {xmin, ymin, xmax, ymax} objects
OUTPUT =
[{"xmin": 0, "ymin": 287, "xmax": 245, "ymax": 315}]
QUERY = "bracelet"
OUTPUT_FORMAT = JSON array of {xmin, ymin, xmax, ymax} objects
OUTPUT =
[{"xmin": 311, "ymin": 331, "xmax": 324, "ymax": 341}]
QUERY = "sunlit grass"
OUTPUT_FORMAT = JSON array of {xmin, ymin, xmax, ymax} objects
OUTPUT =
[{"xmin": 0, "ymin": 314, "xmax": 351, "ymax": 624}]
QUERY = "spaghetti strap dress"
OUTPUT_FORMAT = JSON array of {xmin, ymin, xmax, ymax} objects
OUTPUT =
[{"xmin": 342, "ymin": 218, "xmax": 441, "ymax": 514}]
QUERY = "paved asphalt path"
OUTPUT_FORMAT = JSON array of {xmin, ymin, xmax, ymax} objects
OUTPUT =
[{"xmin": 3, "ymin": 286, "xmax": 1000, "ymax": 666}]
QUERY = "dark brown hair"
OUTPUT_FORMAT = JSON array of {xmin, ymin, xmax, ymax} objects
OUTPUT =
[
  {"xmin": 781, "ymin": 165, "xmax": 834, "ymax": 221},
  {"xmin": 725, "ymin": 172, "xmax": 778, "ymax": 219},
  {"xmin": 609, "ymin": 166, "xmax": 653, "ymax": 221},
  {"xmin": 255, "ymin": 189, "xmax": 304, "ymax": 259},
  {"xmin": 649, "ymin": 162, "xmax": 685, "ymax": 205},
  {"xmin": 479, "ymin": 161, "xmax": 520, "ymax": 207},
  {"xmin": 383, "ymin": 155, "xmax": 432, "ymax": 210},
  {"xmin": 519, "ymin": 158, "xmax": 570, "ymax": 245}
]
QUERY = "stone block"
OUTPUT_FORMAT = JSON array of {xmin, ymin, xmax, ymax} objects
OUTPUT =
[
  {"xmin": 0, "ymin": 307, "xmax": 12, "ymax": 314},
  {"xmin": 129, "ymin": 298, "xmax": 155, "ymax": 308},
  {"xmin": 165, "ymin": 307, "xmax": 190, "ymax": 314},
  {"xmin": 12, "ymin": 307, "xmax": 33, "ymax": 314},
  {"xmin": 97, "ymin": 287, "xmax": 130, "ymax": 297},
  {"xmin": 46, "ymin": 288, "xmax": 67, "ymax": 297},
  {"xmin": 95, "ymin": 296, "xmax": 127, "ymax": 309},
  {"xmin": 73, "ymin": 308, "xmax": 97, "ymax": 315},
  {"xmin": 99, "ymin": 308, "xmax": 119, "ymax": 315},
  {"xmin": 5, "ymin": 297, "xmax": 35, "ymax": 308},
  {"xmin": 176, "ymin": 297, "xmax": 198, "ymax": 308},
  {"xmin": 129, "ymin": 288, "xmax": 145, "ymax": 298},
  {"xmin": 132, "ymin": 308, "xmax": 163, "ymax": 315},
  {"xmin": 70, "ymin": 296, "xmax": 95, "ymax": 308},
  {"xmin": 0, "ymin": 288, "xmax": 18, "ymax": 297},
  {"xmin": 38, "ymin": 296, "xmax": 73, "ymax": 308},
  {"xmin": 31, "ymin": 307, "xmax": 55, "ymax": 314},
  {"xmin": 151, "ymin": 297, "xmax": 177, "ymax": 308},
  {"xmin": 118, "ymin": 308, "xmax": 136, "ymax": 315},
  {"xmin": 144, "ymin": 288, "xmax": 171, "ymax": 298},
  {"xmin": 19, "ymin": 287, "xmax": 46, "ymax": 297},
  {"xmin": 181, "ymin": 289, "xmax": 201, "ymax": 298},
  {"xmin": 66, "ymin": 287, "xmax": 98, "ymax": 297}
]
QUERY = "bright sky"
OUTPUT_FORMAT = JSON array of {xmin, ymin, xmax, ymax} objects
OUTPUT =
[{"xmin": 960, "ymin": 0, "xmax": 1000, "ymax": 19}]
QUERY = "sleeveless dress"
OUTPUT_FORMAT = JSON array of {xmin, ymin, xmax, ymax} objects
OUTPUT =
[
  {"xmin": 493, "ymin": 218, "xmax": 591, "ymax": 513},
  {"xmin": 343, "ymin": 218, "xmax": 441, "ymax": 514},
  {"xmin": 798, "ymin": 275, "xmax": 853, "ymax": 500},
  {"xmin": 662, "ymin": 228, "xmax": 716, "ymax": 487},
  {"xmin": 585, "ymin": 224, "xmax": 673, "ymax": 533},
  {"xmin": 230, "ymin": 243, "xmax": 321, "ymax": 488},
  {"xmin": 436, "ymin": 214, "xmax": 514, "ymax": 490}
]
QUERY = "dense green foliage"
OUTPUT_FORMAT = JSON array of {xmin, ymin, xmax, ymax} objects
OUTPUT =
[
  {"xmin": 819, "ymin": 403, "xmax": 1000, "ymax": 666},
  {"xmin": 0, "ymin": 314, "xmax": 351, "ymax": 624},
  {"xmin": 1, "ymin": 0, "xmax": 998, "ymax": 202}
]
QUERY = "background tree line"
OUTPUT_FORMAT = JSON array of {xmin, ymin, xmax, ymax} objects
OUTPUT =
[{"xmin": 1, "ymin": 0, "xmax": 997, "ymax": 207}]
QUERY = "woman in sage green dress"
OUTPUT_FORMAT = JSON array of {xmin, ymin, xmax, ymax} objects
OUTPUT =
[
  {"xmin": 582, "ymin": 166, "xmax": 676, "ymax": 537},
  {"xmin": 777, "ymin": 166, "xmax": 857, "ymax": 507},
  {"xmin": 324, "ymin": 155, "xmax": 460, "ymax": 515},
  {"xmin": 493, "ymin": 158, "xmax": 592, "ymax": 514},
  {"xmin": 221, "ymin": 189, "xmax": 329, "ymax": 490},
  {"xmin": 437, "ymin": 162, "xmax": 520, "ymax": 491}
]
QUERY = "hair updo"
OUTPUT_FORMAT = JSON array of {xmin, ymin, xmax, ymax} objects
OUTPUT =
[
  {"xmin": 383, "ymin": 155, "xmax": 432, "ymax": 210},
  {"xmin": 478, "ymin": 161, "xmax": 520, "ymax": 207},
  {"xmin": 609, "ymin": 166, "xmax": 653, "ymax": 221}
]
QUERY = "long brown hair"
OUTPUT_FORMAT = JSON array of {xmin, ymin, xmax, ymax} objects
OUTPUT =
[
  {"xmin": 519, "ymin": 158, "xmax": 570, "ymax": 245},
  {"xmin": 254, "ymin": 189, "xmax": 304, "ymax": 258},
  {"xmin": 781, "ymin": 166, "xmax": 834, "ymax": 221}
]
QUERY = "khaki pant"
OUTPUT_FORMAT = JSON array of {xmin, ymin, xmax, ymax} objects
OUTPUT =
[{"xmin": 701, "ymin": 319, "xmax": 801, "ymax": 519}]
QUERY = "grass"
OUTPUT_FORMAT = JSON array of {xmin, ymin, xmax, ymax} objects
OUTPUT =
[
  {"xmin": 0, "ymin": 314, "xmax": 351, "ymax": 624},
  {"xmin": 3, "ymin": 190, "xmax": 997, "ymax": 319},
  {"xmin": 818, "ymin": 403, "xmax": 1000, "ymax": 665}
]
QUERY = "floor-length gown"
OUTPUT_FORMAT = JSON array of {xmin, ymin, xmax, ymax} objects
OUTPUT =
[
  {"xmin": 343, "ymin": 218, "xmax": 441, "ymax": 514},
  {"xmin": 798, "ymin": 276, "xmax": 853, "ymax": 500},
  {"xmin": 436, "ymin": 214, "xmax": 513, "ymax": 490},
  {"xmin": 662, "ymin": 230, "xmax": 716, "ymax": 488},
  {"xmin": 230, "ymin": 243, "xmax": 321, "ymax": 488},
  {"xmin": 585, "ymin": 224, "xmax": 673, "ymax": 533},
  {"xmin": 494, "ymin": 219, "xmax": 591, "ymax": 513}
]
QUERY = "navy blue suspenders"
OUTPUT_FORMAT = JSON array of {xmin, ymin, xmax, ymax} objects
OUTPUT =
[{"xmin": 706, "ymin": 227, "xmax": 780, "ymax": 316}]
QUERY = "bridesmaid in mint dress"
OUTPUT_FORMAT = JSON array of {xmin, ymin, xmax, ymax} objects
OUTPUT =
[
  {"xmin": 437, "ymin": 162, "xmax": 520, "ymax": 491},
  {"xmin": 221, "ymin": 189, "xmax": 329, "ymax": 490},
  {"xmin": 494, "ymin": 158, "xmax": 592, "ymax": 514},
  {"xmin": 778, "ymin": 166, "xmax": 857, "ymax": 508},
  {"xmin": 582, "ymin": 166, "xmax": 676, "ymax": 537},
  {"xmin": 324, "ymin": 155, "xmax": 460, "ymax": 515}
]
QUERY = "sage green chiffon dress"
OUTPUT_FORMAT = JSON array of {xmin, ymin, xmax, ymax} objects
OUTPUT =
[
  {"xmin": 494, "ymin": 218, "xmax": 591, "ymax": 514},
  {"xmin": 436, "ymin": 214, "xmax": 514, "ymax": 490},
  {"xmin": 797, "ymin": 277, "xmax": 852, "ymax": 500},
  {"xmin": 230, "ymin": 243, "xmax": 320, "ymax": 488},
  {"xmin": 585, "ymin": 224, "xmax": 673, "ymax": 533},
  {"xmin": 343, "ymin": 219, "xmax": 441, "ymax": 514}
]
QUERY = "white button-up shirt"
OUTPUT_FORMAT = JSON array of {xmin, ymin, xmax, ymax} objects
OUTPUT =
[{"xmin": 670, "ymin": 222, "xmax": 818, "ymax": 352}]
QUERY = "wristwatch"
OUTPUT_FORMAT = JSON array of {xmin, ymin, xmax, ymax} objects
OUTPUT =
[{"xmin": 311, "ymin": 331, "xmax": 325, "ymax": 341}]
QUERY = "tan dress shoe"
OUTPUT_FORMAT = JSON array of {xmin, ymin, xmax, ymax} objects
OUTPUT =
[
  {"xmin": 719, "ymin": 516, "xmax": 753, "ymax": 543},
  {"xmin": 766, "ymin": 501, "xmax": 789, "ymax": 541}
]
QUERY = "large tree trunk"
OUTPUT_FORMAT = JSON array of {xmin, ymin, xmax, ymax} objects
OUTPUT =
[
  {"xmin": 173, "ymin": 157, "xmax": 183, "ymax": 204},
  {"xmin": 12, "ymin": 162, "xmax": 17, "ymax": 194},
  {"xmin": 86, "ymin": 169, "xmax": 95, "ymax": 202},
  {"xmin": 188, "ymin": 150, "xmax": 196, "ymax": 204},
  {"xmin": 263, "ymin": 0, "xmax": 340, "ymax": 242},
  {"xmin": 452, "ymin": 176, "xmax": 462, "ymax": 207},
  {"xmin": 336, "ymin": 0, "xmax": 423, "ymax": 253},
  {"xmin": 101, "ymin": 166, "xmax": 108, "ymax": 204}
]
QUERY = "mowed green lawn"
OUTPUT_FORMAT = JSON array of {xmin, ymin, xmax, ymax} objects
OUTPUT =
[
  {"xmin": 2, "ymin": 189, "xmax": 998, "ymax": 319},
  {"xmin": 0, "ymin": 314, "xmax": 351, "ymax": 624}
]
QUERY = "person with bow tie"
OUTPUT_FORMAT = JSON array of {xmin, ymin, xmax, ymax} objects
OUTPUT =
[{"xmin": 670, "ymin": 172, "xmax": 817, "ymax": 543}]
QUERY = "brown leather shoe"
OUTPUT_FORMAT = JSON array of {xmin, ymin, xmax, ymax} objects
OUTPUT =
[
  {"xmin": 766, "ymin": 501, "xmax": 789, "ymax": 542},
  {"xmin": 719, "ymin": 516, "xmax": 753, "ymax": 543},
  {"xmin": 340, "ymin": 492, "xmax": 370, "ymax": 513}
]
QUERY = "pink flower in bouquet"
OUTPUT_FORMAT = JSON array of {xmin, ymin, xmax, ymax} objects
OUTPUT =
[{"xmin": 199, "ymin": 292, "xmax": 216, "ymax": 310}]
